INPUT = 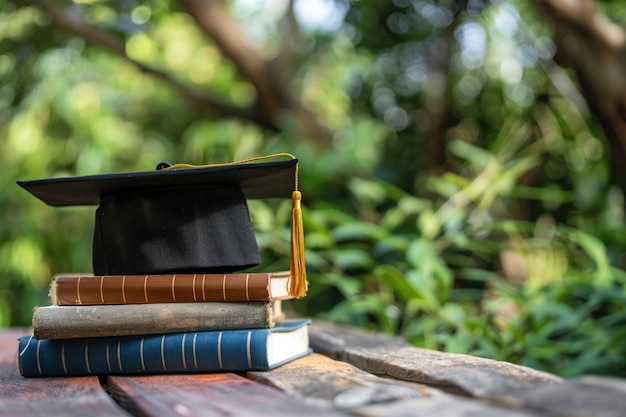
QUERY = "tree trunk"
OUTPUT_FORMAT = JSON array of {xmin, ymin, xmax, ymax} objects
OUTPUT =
[{"xmin": 530, "ymin": 0, "xmax": 626, "ymax": 193}]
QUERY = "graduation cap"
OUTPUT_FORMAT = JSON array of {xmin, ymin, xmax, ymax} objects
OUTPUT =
[{"xmin": 17, "ymin": 153, "xmax": 307, "ymax": 298}]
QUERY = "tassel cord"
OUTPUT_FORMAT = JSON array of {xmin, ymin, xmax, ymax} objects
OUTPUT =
[
  {"xmin": 290, "ymin": 190, "xmax": 307, "ymax": 298},
  {"xmin": 163, "ymin": 153, "xmax": 307, "ymax": 298}
]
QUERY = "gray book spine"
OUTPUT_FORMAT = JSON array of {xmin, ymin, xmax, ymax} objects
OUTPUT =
[{"xmin": 32, "ymin": 302, "xmax": 278, "ymax": 340}]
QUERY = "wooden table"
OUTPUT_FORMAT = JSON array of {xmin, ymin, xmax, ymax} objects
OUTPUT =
[{"xmin": 1, "ymin": 322, "xmax": 625, "ymax": 417}]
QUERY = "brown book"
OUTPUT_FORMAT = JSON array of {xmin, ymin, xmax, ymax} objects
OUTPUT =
[
  {"xmin": 32, "ymin": 301, "xmax": 284, "ymax": 340},
  {"xmin": 50, "ymin": 271, "xmax": 293, "ymax": 305}
]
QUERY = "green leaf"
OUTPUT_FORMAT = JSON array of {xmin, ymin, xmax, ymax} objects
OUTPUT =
[
  {"xmin": 313, "ymin": 273, "xmax": 362, "ymax": 298},
  {"xmin": 333, "ymin": 248, "xmax": 376, "ymax": 271},
  {"xmin": 448, "ymin": 140, "xmax": 493, "ymax": 168},
  {"xmin": 331, "ymin": 222, "xmax": 387, "ymax": 243},
  {"xmin": 375, "ymin": 265, "xmax": 419, "ymax": 301}
]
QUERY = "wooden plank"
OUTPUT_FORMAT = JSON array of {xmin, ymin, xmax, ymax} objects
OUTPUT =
[
  {"xmin": 0, "ymin": 329, "xmax": 128, "ymax": 417},
  {"xmin": 248, "ymin": 353, "xmax": 435, "ymax": 408},
  {"xmin": 248, "ymin": 353, "xmax": 541, "ymax": 417},
  {"xmin": 309, "ymin": 321, "xmax": 562, "ymax": 399},
  {"xmin": 105, "ymin": 372, "xmax": 351, "ymax": 417},
  {"xmin": 337, "ymin": 396, "xmax": 544, "ymax": 417},
  {"xmin": 507, "ymin": 375, "xmax": 626, "ymax": 417}
]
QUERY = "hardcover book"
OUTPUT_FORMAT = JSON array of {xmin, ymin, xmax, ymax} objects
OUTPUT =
[
  {"xmin": 32, "ymin": 301, "xmax": 283, "ymax": 340},
  {"xmin": 18, "ymin": 319, "xmax": 312, "ymax": 377},
  {"xmin": 49, "ymin": 271, "xmax": 293, "ymax": 305}
]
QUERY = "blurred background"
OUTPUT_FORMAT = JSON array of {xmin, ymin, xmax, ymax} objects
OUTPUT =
[{"xmin": 2, "ymin": 0, "xmax": 626, "ymax": 377}]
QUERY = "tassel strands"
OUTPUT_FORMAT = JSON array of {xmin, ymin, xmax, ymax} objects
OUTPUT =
[{"xmin": 289, "ymin": 190, "xmax": 307, "ymax": 298}]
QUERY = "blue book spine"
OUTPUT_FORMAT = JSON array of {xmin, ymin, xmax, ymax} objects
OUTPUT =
[{"xmin": 18, "ymin": 320, "xmax": 310, "ymax": 377}]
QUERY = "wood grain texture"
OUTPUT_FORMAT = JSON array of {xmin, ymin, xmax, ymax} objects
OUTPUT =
[
  {"xmin": 248, "ymin": 352, "xmax": 434, "ymax": 409},
  {"xmin": 32, "ymin": 301, "xmax": 281, "ymax": 339},
  {"xmin": 106, "ymin": 372, "xmax": 351, "ymax": 417},
  {"xmin": 508, "ymin": 375, "xmax": 626, "ymax": 417},
  {"xmin": 3, "ymin": 326, "xmax": 626, "ymax": 417},
  {"xmin": 0, "ymin": 328, "xmax": 128, "ymax": 417},
  {"xmin": 309, "ymin": 321, "xmax": 562, "ymax": 399},
  {"xmin": 248, "ymin": 353, "xmax": 541, "ymax": 417},
  {"xmin": 338, "ymin": 396, "xmax": 542, "ymax": 417}
]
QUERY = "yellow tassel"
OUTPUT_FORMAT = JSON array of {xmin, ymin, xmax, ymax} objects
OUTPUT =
[
  {"xmin": 163, "ymin": 153, "xmax": 308, "ymax": 297},
  {"xmin": 289, "ymin": 190, "xmax": 307, "ymax": 298}
]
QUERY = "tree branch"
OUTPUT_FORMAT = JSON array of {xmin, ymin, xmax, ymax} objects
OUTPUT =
[
  {"xmin": 176, "ymin": 0, "xmax": 274, "ymax": 106},
  {"xmin": 177, "ymin": 0, "xmax": 332, "ymax": 144},
  {"xmin": 535, "ymin": 0, "xmax": 625, "ymax": 51},
  {"xmin": 26, "ymin": 0, "xmax": 278, "ymax": 130},
  {"xmin": 530, "ymin": 0, "xmax": 626, "ymax": 193},
  {"xmin": 271, "ymin": 0, "xmax": 302, "ymax": 72}
]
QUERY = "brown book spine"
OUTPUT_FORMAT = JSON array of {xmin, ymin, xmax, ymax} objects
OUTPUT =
[
  {"xmin": 32, "ymin": 301, "xmax": 280, "ymax": 340},
  {"xmin": 50, "ymin": 271, "xmax": 290, "ymax": 305}
]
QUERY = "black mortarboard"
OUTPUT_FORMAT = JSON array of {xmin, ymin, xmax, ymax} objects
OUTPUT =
[{"xmin": 17, "ymin": 154, "xmax": 307, "ymax": 298}]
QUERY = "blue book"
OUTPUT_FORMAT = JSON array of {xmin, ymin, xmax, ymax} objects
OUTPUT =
[{"xmin": 18, "ymin": 319, "xmax": 311, "ymax": 377}]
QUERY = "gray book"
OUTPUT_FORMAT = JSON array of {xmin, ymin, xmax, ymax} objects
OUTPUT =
[{"xmin": 31, "ymin": 301, "xmax": 283, "ymax": 340}]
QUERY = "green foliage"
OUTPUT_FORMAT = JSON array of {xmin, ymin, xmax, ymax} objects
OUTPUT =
[
  {"xmin": 1, "ymin": 0, "xmax": 626, "ymax": 379},
  {"xmin": 288, "ymin": 101, "xmax": 626, "ymax": 376}
]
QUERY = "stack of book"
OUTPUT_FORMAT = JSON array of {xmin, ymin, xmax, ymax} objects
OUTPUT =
[{"xmin": 16, "ymin": 155, "xmax": 312, "ymax": 377}]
